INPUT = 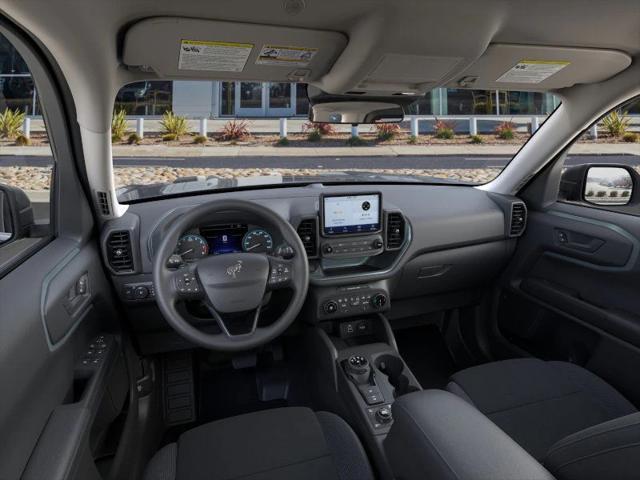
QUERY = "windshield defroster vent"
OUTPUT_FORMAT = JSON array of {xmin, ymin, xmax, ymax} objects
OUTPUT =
[
  {"xmin": 297, "ymin": 219, "xmax": 318, "ymax": 258},
  {"xmin": 509, "ymin": 202, "xmax": 528, "ymax": 237},
  {"xmin": 386, "ymin": 212, "xmax": 406, "ymax": 250},
  {"xmin": 106, "ymin": 230, "xmax": 134, "ymax": 272}
]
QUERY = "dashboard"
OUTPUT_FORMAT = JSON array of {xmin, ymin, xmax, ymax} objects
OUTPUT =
[{"xmin": 100, "ymin": 183, "xmax": 526, "ymax": 352}]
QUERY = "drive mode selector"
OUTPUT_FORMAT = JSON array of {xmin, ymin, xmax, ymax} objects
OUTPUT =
[
  {"xmin": 376, "ymin": 406, "xmax": 393, "ymax": 424},
  {"xmin": 346, "ymin": 355, "xmax": 370, "ymax": 376}
]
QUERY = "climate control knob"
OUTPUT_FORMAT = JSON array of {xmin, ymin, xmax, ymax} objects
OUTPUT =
[
  {"xmin": 371, "ymin": 293, "xmax": 388, "ymax": 309},
  {"xmin": 324, "ymin": 301, "xmax": 339, "ymax": 314}
]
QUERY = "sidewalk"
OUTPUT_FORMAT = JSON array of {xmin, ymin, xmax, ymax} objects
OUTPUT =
[{"xmin": 1, "ymin": 143, "xmax": 638, "ymax": 157}]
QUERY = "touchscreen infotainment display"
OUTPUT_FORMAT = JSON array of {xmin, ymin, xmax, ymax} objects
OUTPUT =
[{"xmin": 322, "ymin": 193, "xmax": 382, "ymax": 235}]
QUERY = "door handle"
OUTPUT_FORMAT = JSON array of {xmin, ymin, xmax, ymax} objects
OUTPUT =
[{"xmin": 555, "ymin": 229, "xmax": 605, "ymax": 253}]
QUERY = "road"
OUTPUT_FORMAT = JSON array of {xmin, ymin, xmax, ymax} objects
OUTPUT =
[{"xmin": 1, "ymin": 153, "xmax": 639, "ymax": 170}]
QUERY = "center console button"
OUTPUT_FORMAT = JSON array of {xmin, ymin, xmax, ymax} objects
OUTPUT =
[{"xmin": 376, "ymin": 406, "xmax": 393, "ymax": 423}]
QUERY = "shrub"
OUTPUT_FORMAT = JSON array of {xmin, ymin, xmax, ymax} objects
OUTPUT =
[
  {"xmin": 374, "ymin": 123, "xmax": 401, "ymax": 141},
  {"xmin": 586, "ymin": 190, "xmax": 594, "ymax": 197},
  {"xmin": 302, "ymin": 122, "xmax": 335, "ymax": 140},
  {"xmin": 162, "ymin": 133, "xmax": 177, "ymax": 142},
  {"xmin": 622, "ymin": 132, "xmax": 638, "ymax": 143},
  {"xmin": 14, "ymin": 134, "xmax": 30, "ymax": 146},
  {"xmin": 470, "ymin": 134, "xmax": 483, "ymax": 144},
  {"xmin": 346, "ymin": 135, "xmax": 366, "ymax": 146},
  {"xmin": 160, "ymin": 111, "xmax": 189, "ymax": 139},
  {"xmin": 193, "ymin": 135, "xmax": 208, "ymax": 144},
  {"xmin": 596, "ymin": 191, "xmax": 606, "ymax": 197},
  {"xmin": 602, "ymin": 110, "xmax": 630, "ymax": 138},
  {"xmin": 0, "ymin": 108, "xmax": 25, "ymax": 139},
  {"xmin": 306, "ymin": 130, "xmax": 322, "ymax": 142},
  {"xmin": 111, "ymin": 109, "xmax": 128, "ymax": 142},
  {"xmin": 219, "ymin": 120, "xmax": 250, "ymax": 141},
  {"xmin": 434, "ymin": 119, "xmax": 455, "ymax": 139},
  {"xmin": 610, "ymin": 190, "xmax": 619, "ymax": 198},
  {"xmin": 127, "ymin": 133, "xmax": 141, "ymax": 145},
  {"xmin": 407, "ymin": 135, "xmax": 417, "ymax": 144},
  {"xmin": 276, "ymin": 137, "xmax": 290, "ymax": 146},
  {"xmin": 495, "ymin": 121, "xmax": 516, "ymax": 140},
  {"xmin": 621, "ymin": 190, "xmax": 630, "ymax": 197}
]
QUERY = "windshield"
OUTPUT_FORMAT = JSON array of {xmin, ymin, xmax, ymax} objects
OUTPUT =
[{"xmin": 107, "ymin": 82, "xmax": 562, "ymax": 201}]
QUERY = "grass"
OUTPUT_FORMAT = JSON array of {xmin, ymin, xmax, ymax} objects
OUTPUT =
[
  {"xmin": 160, "ymin": 111, "xmax": 189, "ymax": 140},
  {"xmin": 346, "ymin": 135, "xmax": 366, "ymax": 146},
  {"xmin": 407, "ymin": 135, "xmax": 417, "ymax": 144},
  {"xmin": 193, "ymin": 135, "xmax": 208, "ymax": 144},
  {"xmin": 162, "ymin": 133, "xmax": 178, "ymax": 142},
  {"xmin": 219, "ymin": 120, "xmax": 250, "ymax": 141},
  {"xmin": 622, "ymin": 132, "xmax": 638, "ymax": 143},
  {"xmin": 111, "ymin": 109, "xmax": 128, "ymax": 142},
  {"xmin": 470, "ymin": 134, "xmax": 483, "ymax": 144},
  {"xmin": 495, "ymin": 121, "xmax": 516, "ymax": 140},
  {"xmin": 0, "ymin": 108, "xmax": 25, "ymax": 139},
  {"xmin": 276, "ymin": 137, "xmax": 290, "ymax": 146},
  {"xmin": 374, "ymin": 124, "xmax": 401, "ymax": 141},
  {"xmin": 434, "ymin": 119, "xmax": 456, "ymax": 139},
  {"xmin": 306, "ymin": 130, "xmax": 322, "ymax": 142},
  {"xmin": 14, "ymin": 134, "xmax": 30, "ymax": 146},
  {"xmin": 602, "ymin": 111, "xmax": 630, "ymax": 138},
  {"xmin": 127, "ymin": 133, "xmax": 141, "ymax": 145}
]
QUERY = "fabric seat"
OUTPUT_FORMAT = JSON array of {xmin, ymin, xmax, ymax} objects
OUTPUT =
[
  {"xmin": 143, "ymin": 407, "xmax": 374, "ymax": 480},
  {"xmin": 446, "ymin": 358, "xmax": 636, "ymax": 460}
]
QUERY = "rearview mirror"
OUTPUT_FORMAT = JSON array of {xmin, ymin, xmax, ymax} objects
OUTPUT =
[
  {"xmin": 0, "ymin": 184, "xmax": 34, "ymax": 245},
  {"xmin": 584, "ymin": 166, "xmax": 633, "ymax": 206},
  {"xmin": 307, "ymin": 86, "xmax": 419, "ymax": 124}
]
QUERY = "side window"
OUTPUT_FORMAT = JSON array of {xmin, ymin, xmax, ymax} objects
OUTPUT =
[
  {"xmin": 559, "ymin": 96, "xmax": 640, "ymax": 212},
  {"xmin": 0, "ymin": 33, "xmax": 53, "ymax": 252}
]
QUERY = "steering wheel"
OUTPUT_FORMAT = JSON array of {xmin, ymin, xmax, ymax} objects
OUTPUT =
[{"xmin": 152, "ymin": 199, "xmax": 309, "ymax": 351}]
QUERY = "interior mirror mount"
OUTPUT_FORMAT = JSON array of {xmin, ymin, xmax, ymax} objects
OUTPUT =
[
  {"xmin": 307, "ymin": 86, "xmax": 420, "ymax": 124},
  {"xmin": 0, "ymin": 183, "xmax": 35, "ymax": 245},
  {"xmin": 559, "ymin": 164, "xmax": 636, "ymax": 207}
]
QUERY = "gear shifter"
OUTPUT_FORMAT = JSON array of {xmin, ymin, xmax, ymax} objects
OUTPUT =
[
  {"xmin": 345, "ymin": 355, "xmax": 371, "ymax": 384},
  {"xmin": 343, "ymin": 355, "xmax": 385, "ymax": 405}
]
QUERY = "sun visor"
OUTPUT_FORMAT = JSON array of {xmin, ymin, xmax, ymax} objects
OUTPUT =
[
  {"xmin": 449, "ymin": 44, "xmax": 631, "ymax": 91},
  {"xmin": 122, "ymin": 18, "xmax": 347, "ymax": 83}
]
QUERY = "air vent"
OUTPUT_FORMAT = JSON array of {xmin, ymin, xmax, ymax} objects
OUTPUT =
[
  {"xmin": 297, "ymin": 219, "xmax": 318, "ymax": 258},
  {"xmin": 106, "ymin": 230, "xmax": 134, "ymax": 272},
  {"xmin": 386, "ymin": 212, "xmax": 406, "ymax": 250},
  {"xmin": 509, "ymin": 202, "xmax": 527, "ymax": 237},
  {"xmin": 96, "ymin": 191, "xmax": 111, "ymax": 216}
]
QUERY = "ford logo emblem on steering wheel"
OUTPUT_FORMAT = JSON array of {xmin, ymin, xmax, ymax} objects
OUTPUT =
[{"xmin": 226, "ymin": 260, "xmax": 243, "ymax": 279}]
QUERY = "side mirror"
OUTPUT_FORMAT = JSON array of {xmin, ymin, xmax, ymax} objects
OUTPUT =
[
  {"xmin": 0, "ymin": 183, "xmax": 35, "ymax": 245},
  {"xmin": 559, "ymin": 164, "xmax": 636, "ymax": 206}
]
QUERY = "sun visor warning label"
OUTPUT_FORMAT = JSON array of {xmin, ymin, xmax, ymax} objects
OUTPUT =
[
  {"xmin": 256, "ymin": 45, "xmax": 318, "ymax": 66},
  {"xmin": 178, "ymin": 40, "xmax": 253, "ymax": 72},
  {"xmin": 496, "ymin": 60, "xmax": 570, "ymax": 84}
]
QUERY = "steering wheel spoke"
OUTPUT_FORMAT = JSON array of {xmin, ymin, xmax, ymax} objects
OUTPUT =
[
  {"xmin": 205, "ymin": 303, "xmax": 262, "ymax": 338},
  {"xmin": 266, "ymin": 256, "xmax": 295, "ymax": 291}
]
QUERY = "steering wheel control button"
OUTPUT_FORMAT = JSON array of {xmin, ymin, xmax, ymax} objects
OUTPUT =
[
  {"xmin": 175, "ymin": 272, "xmax": 200, "ymax": 295},
  {"xmin": 268, "ymin": 261, "xmax": 292, "ymax": 287}
]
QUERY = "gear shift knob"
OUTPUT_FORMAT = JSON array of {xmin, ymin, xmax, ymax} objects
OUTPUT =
[{"xmin": 345, "ymin": 355, "xmax": 371, "ymax": 384}]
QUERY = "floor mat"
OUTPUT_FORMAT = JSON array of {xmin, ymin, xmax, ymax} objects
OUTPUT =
[{"xmin": 394, "ymin": 325, "xmax": 456, "ymax": 389}]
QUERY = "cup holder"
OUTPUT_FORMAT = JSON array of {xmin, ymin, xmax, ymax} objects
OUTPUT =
[{"xmin": 375, "ymin": 354, "xmax": 420, "ymax": 398}]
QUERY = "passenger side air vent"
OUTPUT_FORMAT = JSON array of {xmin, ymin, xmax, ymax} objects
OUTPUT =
[
  {"xmin": 106, "ymin": 230, "xmax": 134, "ymax": 272},
  {"xmin": 96, "ymin": 191, "xmax": 111, "ymax": 216},
  {"xmin": 386, "ymin": 212, "xmax": 406, "ymax": 250},
  {"xmin": 509, "ymin": 202, "xmax": 527, "ymax": 237},
  {"xmin": 297, "ymin": 219, "xmax": 318, "ymax": 258}
]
